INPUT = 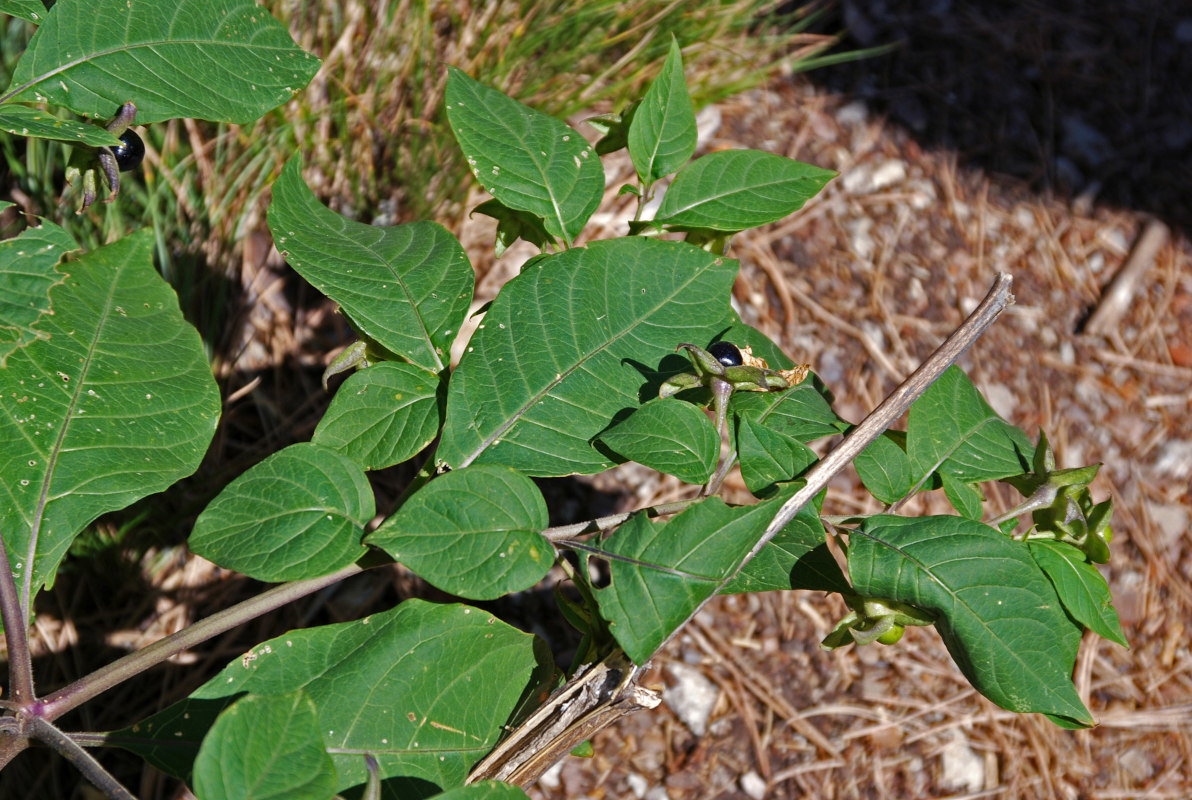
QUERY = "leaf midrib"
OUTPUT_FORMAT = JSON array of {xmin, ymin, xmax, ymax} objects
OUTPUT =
[
  {"xmin": 855, "ymin": 524, "xmax": 1079, "ymax": 711},
  {"xmin": 458, "ymin": 258, "xmax": 720, "ymax": 468},
  {"xmin": 23, "ymin": 267, "xmax": 118, "ymax": 616}
]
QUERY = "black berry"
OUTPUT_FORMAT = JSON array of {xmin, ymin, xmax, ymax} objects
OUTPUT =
[
  {"xmin": 708, "ymin": 341, "xmax": 743, "ymax": 367},
  {"xmin": 113, "ymin": 129, "xmax": 144, "ymax": 172}
]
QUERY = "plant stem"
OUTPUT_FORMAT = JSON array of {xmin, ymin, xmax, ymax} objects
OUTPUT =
[
  {"xmin": 0, "ymin": 526, "xmax": 35, "ymax": 707},
  {"xmin": 702, "ymin": 447, "xmax": 737, "ymax": 497},
  {"xmin": 541, "ymin": 499, "xmax": 692, "ymax": 543},
  {"xmin": 660, "ymin": 272, "xmax": 1016, "ymax": 652},
  {"xmin": 38, "ymin": 563, "xmax": 364, "ymax": 721},
  {"xmin": 24, "ymin": 716, "xmax": 137, "ymax": 800}
]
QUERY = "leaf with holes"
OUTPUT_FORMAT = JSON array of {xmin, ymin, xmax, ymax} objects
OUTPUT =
[
  {"xmin": 445, "ymin": 67, "xmax": 603, "ymax": 244},
  {"xmin": 0, "ymin": 0, "xmax": 47, "ymax": 24},
  {"xmin": 5, "ymin": 0, "xmax": 319, "ymax": 123},
  {"xmin": 0, "ymin": 104, "xmax": 121, "ymax": 146},
  {"xmin": 0, "ymin": 229, "xmax": 220, "ymax": 604},
  {"xmin": 0, "ymin": 219, "xmax": 75, "ymax": 367}
]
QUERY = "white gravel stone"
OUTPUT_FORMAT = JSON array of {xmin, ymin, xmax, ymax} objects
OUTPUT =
[
  {"xmin": 626, "ymin": 772, "xmax": 650, "ymax": 799},
  {"xmin": 940, "ymin": 732, "xmax": 984, "ymax": 793},
  {"xmin": 740, "ymin": 769, "xmax": 767, "ymax": 800},
  {"xmin": 662, "ymin": 662, "xmax": 720, "ymax": 737}
]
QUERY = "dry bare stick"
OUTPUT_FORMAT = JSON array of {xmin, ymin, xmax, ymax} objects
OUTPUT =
[
  {"xmin": 1082, "ymin": 217, "xmax": 1169, "ymax": 336},
  {"xmin": 678, "ymin": 271, "xmax": 1016, "ymax": 640},
  {"xmin": 468, "ymin": 273, "xmax": 1015, "ymax": 789}
]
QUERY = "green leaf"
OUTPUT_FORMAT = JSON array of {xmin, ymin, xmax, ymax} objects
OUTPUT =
[
  {"xmin": 4, "ymin": 0, "xmax": 320, "ymax": 124},
  {"xmin": 653, "ymin": 150, "xmax": 836, "ymax": 232},
  {"xmin": 627, "ymin": 37, "xmax": 696, "ymax": 184},
  {"xmin": 1029, "ymin": 541, "xmax": 1128, "ymax": 647},
  {"xmin": 594, "ymin": 496, "xmax": 781, "ymax": 664},
  {"xmin": 445, "ymin": 66, "xmax": 603, "ymax": 244},
  {"xmin": 597, "ymin": 397, "xmax": 718, "ymax": 484},
  {"xmin": 431, "ymin": 784, "xmax": 530, "ymax": 800},
  {"xmin": 269, "ymin": 157, "xmax": 473, "ymax": 373},
  {"xmin": 0, "ymin": 219, "xmax": 75, "ymax": 367},
  {"xmin": 470, "ymin": 199, "xmax": 554, "ymax": 258},
  {"xmin": 111, "ymin": 695, "xmax": 230, "ymax": 782},
  {"xmin": 907, "ymin": 366, "xmax": 1033, "ymax": 503},
  {"xmin": 437, "ymin": 237, "xmax": 736, "ymax": 477},
  {"xmin": 312, "ymin": 362, "xmax": 443, "ymax": 471},
  {"xmin": 940, "ymin": 472, "xmax": 983, "ymax": 520},
  {"xmin": 853, "ymin": 430, "xmax": 912, "ymax": 504},
  {"xmin": 735, "ymin": 415, "xmax": 816, "ymax": 498},
  {"xmin": 191, "ymin": 601, "xmax": 549, "ymax": 794},
  {"xmin": 367, "ymin": 465, "xmax": 552, "ymax": 601},
  {"xmin": 116, "ymin": 602, "xmax": 552, "ymax": 794},
  {"xmin": 723, "ymin": 492, "xmax": 846, "ymax": 594},
  {"xmin": 849, "ymin": 515, "xmax": 1093, "ymax": 725},
  {"xmin": 0, "ymin": 104, "xmax": 122, "ymax": 146},
  {"xmin": 0, "ymin": 0, "xmax": 47, "ymax": 24},
  {"xmin": 589, "ymin": 101, "xmax": 638, "ymax": 156},
  {"xmin": 189, "ymin": 443, "xmax": 372, "ymax": 582},
  {"xmin": 0, "ymin": 230, "xmax": 220, "ymax": 600},
  {"xmin": 192, "ymin": 690, "xmax": 337, "ymax": 800},
  {"xmin": 730, "ymin": 377, "xmax": 841, "ymax": 444}
]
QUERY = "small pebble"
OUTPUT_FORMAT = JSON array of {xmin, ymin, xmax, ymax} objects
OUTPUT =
[
  {"xmin": 740, "ymin": 770, "xmax": 767, "ymax": 800},
  {"xmin": 662, "ymin": 662, "xmax": 719, "ymax": 737}
]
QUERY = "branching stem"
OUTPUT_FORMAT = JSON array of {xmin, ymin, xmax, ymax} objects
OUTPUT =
[
  {"xmin": 658, "ymin": 272, "xmax": 1015, "ymax": 652},
  {"xmin": 38, "ymin": 563, "xmax": 363, "ymax": 721}
]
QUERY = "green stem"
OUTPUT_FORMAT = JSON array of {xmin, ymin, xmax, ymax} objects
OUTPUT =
[
  {"xmin": 702, "ymin": 448, "xmax": 738, "ymax": 497},
  {"xmin": 24, "ymin": 717, "xmax": 136, "ymax": 800},
  {"xmin": 986, "ymin": 482, "xmax": 1058, "ymax": 528},
  {"xmin": 38, "ymin": 563, "xmax": 364, "ymax": 721},
  {"xmin": 0, "ymin": 526, "xmax": 35, "ymax": 707}
]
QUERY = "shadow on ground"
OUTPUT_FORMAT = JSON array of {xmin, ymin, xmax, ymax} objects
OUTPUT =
[{"xmin": 806, "ymin": 0, "xmax": 1192, "ymax": 237}]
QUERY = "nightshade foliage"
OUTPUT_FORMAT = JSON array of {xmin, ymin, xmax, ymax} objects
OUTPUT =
[{"xmin": 0, "ymin": 14, "xmax": 1123, "ymax": 800}]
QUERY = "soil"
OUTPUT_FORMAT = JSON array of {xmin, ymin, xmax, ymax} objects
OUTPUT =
[{"xmin": 521, "ymin": 6, "xmax": 1192, "ymax": 798}]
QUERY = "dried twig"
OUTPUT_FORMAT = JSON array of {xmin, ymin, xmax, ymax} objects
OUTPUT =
[{"xmin": 1082, "ymin": 218, "xmax": 1170, "ymax": 336}]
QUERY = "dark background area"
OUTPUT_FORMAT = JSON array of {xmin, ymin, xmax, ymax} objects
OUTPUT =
[{"xmin": 806, "ymin": 0, "xmax": 1192, "ymax": 237}]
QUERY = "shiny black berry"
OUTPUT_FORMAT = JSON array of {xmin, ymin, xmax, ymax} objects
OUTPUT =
[
  {"xmin": 708, "ymin": 341, "xmax": 743, "ymax": 367},
  {"xmin": 113, "ymin": 129, "xmax": 144, "ymax": 172}
]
